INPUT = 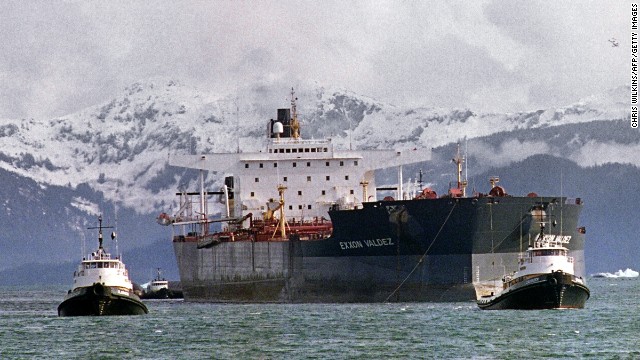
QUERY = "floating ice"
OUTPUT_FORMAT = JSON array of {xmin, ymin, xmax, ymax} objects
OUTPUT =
[{"xmin": 591, "ymin": 268, "xmax": 639, "ymax": 278}]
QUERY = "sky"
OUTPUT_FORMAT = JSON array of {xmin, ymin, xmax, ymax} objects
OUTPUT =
[{"xmin": 0, "ymin": 0, "xmax": 630, "ymax": 120}]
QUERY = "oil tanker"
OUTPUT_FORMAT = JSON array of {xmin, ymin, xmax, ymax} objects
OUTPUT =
[{"xmin": 158, "ymin": 90, "xmax": 586, "ymax": 302}]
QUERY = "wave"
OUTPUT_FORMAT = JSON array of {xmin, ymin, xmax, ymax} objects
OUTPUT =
[{"xmin": 591, "ymin": 268, "xmax": 639, "ymax": 278}]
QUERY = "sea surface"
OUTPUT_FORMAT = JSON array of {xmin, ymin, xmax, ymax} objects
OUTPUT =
[{"xmin": 1, "ymin": 278, "xmax": 638, "ymax": 359}]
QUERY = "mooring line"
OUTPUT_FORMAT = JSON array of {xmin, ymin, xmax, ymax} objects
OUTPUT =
[{"xmin": 384, "ymin": 201, "xmax": 458, "ymax": 303}]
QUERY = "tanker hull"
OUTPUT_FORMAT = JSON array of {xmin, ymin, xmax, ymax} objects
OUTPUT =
[{"xmin": 173, "ymin": 196, "xmax": 585, "ymax": 303}]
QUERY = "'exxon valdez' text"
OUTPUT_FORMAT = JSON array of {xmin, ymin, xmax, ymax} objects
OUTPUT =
[{"xmin": 339, "ymin": 238, "xmax": 394, "ymax": 250}]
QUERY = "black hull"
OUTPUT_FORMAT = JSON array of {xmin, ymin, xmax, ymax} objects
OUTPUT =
[
  {"xmin": 58, "ymin": 283, "xmax": 148, "ymax": 316},
  {"xmin": 477, "ymin": 272, "xmax": 590, "ymax": 310},
  {"xmin": 140, "ymin": 288, "xmax": 184, "ymax": 300},
  {"xmin": 174, "ymin": 196, "xmax": 586, "ymax": 303}
]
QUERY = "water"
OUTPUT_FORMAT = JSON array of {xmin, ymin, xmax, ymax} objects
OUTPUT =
[{"xmin": 1, "ymin": 279, "xmax": 638, "ymax": 359}]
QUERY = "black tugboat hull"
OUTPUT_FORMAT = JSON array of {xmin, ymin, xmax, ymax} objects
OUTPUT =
[
  {"xmin": 58, "ymin": 283, "xmax": 148, "ymax": 316},
  {"xmin": 140, "ymin": 288, "xmax": 184, "ymax": 300},
  {"xmin": 477, "ymin": 272, "xmax": 590, "ymax": 310}
]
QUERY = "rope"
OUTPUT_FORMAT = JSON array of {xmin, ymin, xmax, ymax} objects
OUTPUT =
[
  {"xmin": 490, "ymin": 210, "xmax": 529, "ymax": 253},
  {"xmin": 384, "ymin": 201, "xmax": 458, "ymax": 302}
]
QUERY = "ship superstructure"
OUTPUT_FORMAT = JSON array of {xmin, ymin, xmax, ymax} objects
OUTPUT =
[{"xmin": 168, "ymin": 89, "xmax": 428, "ymax": 230}]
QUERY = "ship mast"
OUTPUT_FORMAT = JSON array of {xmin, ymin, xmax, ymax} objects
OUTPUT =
[
  {"xmin": 277, "ymin": 185, "xmax": 287, "ymax": 238},
  {"xmin": 290, "ymin": 88, "xmax": 300, "ymax": 140},
  {"xmin": 452, "ymin": 143, "xmax": 468, "ymax": 197}
]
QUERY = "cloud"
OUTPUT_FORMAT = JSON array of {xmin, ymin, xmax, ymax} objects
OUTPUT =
[
  {"xmin": 467, "ymin": 139, "xmax": 551, "ymax": 168},
  {"xmin": 569, "ymin": 141, "xmax": 640, "ymax": 167},
  {"xmin": 0, "ymin": 0, "xmax": 630, "ymax": 119}
]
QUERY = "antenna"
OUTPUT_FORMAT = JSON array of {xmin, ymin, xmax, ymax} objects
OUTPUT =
[
  {"xmin": 87, "ymin": 215, "xmax": 114, "ymax": 251},
  {"xmin": 465, "ymin": 139, "xmax": 468, "ymax": 187},
  {"xmin": 560, "ymin": 168, "xmax": 563, "ymax": 237},
  {"xmin": 114, "ymin": 204, "xmax": 120, "ymax": 256},
  {"xmin": 236, "ymin": 96, "xmax": 240, "ymax": 153}
]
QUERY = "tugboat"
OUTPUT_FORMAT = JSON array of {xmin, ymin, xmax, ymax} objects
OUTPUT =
[
  {"xmin": 477, "ymin": 210, "xmax": 590, "ymax": 310},
  {"xmin": 58, "ymin": 216, "xmax": 148, "ymax": 316},
  {"xmin": 141, "ymin": 268, "xmax": 183, "ymax": 299}
]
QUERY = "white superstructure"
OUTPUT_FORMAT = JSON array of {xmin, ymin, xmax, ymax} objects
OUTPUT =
[
  {"xmin": 68, "ymin": 217, "xmax": 134, "ymax": 296},
  {"xmin": 169, "ymin": 89, "xmax": 431, "ymax": 223},
  {"xmin": 513, "ymin": 234, "xmax": 576, "ymax": 278}
]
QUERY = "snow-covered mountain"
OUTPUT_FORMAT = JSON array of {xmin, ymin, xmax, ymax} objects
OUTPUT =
[{"xmin": 0, "ymin": 79, "xmax": 634, "ymax": 283}]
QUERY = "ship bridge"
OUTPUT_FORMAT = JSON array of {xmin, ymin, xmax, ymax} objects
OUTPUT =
[{"xmin": 168, "ymin": 95, "xmax": 431, "ymax": 223}]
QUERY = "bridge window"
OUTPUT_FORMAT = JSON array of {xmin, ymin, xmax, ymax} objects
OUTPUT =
[
  {"xmin": 259, "ymin": 163, "xmax": 263, "ymax": 168},
  {"xmin": 307, "ymin": 176, "xmax": 311, "ymax": 182},
  {"xmin": 245, "ymin": 164, "xmax": 249, "ymax": 169}
]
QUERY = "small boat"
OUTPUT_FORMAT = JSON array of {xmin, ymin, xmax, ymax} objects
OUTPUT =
[
  {"xmin": 141, "ymin": 268, "xmax": 183, "ymax": 299},
  {"xmin": 477, "ymin": 221, "xmax": 590, "ymax": 310},
  {"xmin": 58, "ymin": 216, "xmax": 148, "ymax": 316}
]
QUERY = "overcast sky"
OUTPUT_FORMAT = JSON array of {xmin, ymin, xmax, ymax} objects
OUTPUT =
[{"xmin": 0, "ymin": 0, "xmax": 630, "ymax": 119}]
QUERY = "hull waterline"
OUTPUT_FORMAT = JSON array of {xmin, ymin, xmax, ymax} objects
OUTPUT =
[
  {"xmin": 58, "ymin": 283, "xmax": 148, "ymax": 316},
  {"xmin": 477, "ymin": 272, "xmax": 590, "ymax": 310}
]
